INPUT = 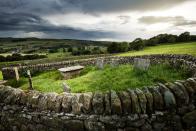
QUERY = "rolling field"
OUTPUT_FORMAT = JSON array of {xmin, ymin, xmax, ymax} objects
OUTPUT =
[{"xmin": 119, "ymin": 42, "xmax": 196, "ymax": 56}]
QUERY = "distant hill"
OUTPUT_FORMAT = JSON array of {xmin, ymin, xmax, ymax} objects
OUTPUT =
[
  {"xmin": 0, "ymin": 37, "xmax": 113, "ymax": 54},
  {"xmin": 0, "ymin": 37, "xmax": 112, "ymax": 46}
]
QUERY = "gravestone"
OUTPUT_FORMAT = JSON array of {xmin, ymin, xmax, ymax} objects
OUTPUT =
[
  {"xmin": 110, "ymin": 59, "xmax": 119, "ymax": 67},
  {"xmin": 14, "ymin": 67, "xmax": 20, "ymax": 81},
  {"xmin": 96, "ymin": 58, "xmax": 104, "ymax": 69},
  {"xmin": 134, "ymin": 58, "xmax": 150, "ymax": 70},
  {"xmin": 62, "ymin": 82, "xmax": 71, "ymax": 93}
]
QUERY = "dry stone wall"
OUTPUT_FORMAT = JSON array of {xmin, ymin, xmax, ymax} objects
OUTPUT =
[
  {"xmin": 0, "ymin": 78, "xmax": 196, "ymax": 131},
  {"xmin": 0, "ymin": 54, "xmax": 196, "ymax": 131}
]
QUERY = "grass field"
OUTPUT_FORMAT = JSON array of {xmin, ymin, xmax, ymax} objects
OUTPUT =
[
  {"xmin": 0, "ymin": 71, "xmax": 3, "ymax": 80},
  {"xmin": 119, "ymin": 42, "xmax": 196, "ymax": 56},
  {"xmin": 7, "ymin": 64, "xmax": 189, "ymax": 93}
]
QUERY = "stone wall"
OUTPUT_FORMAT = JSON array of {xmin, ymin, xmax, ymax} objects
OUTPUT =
[
  {"xmin": 0, "ymin": 78, "xmax": 196, "ymax": 131},
  {"xmin": 2, "ymin": 54, "xmax": 196, "ymax": 80}
]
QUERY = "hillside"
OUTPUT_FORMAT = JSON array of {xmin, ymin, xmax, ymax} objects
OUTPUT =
[
  {"xmin": 119, "ymin": 42, "xmax": 196, "ymax": 56},
  {"xmin": 0, "ymin": 37, "xmax": 111, "ymax": 54}
]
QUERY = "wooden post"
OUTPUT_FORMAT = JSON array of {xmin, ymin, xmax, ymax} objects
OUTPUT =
[{"xmin": 27, "ymin": 70, "xmax": 33, "ymax": 90}]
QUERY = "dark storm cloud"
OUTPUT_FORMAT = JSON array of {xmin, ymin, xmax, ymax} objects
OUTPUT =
[
  {"xmin": 0, "ymin": 12, "xmax": 117, "ymax": 39},
  {"xmin": 0, "ymin": 0, "xmax": 187, "ymax": 39},
  {"xmin": 71, "ymin": 0, "xmax": 186, "ymax": 14},
  {"xmin": 0, "ymin": 0, "xmax": 186, "ymax": 15},
  {"xmin": 138, "ymin": 16, "xmax": 196, "ymax": 27}
]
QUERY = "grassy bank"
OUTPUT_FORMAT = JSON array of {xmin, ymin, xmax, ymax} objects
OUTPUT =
[
  {"xmin": 119, "ymin": 42, "xmax": 196, "ymax": 56},
  {"xmin": 7, "ymin": 64, "xmax": 189, "ymax": 93}
]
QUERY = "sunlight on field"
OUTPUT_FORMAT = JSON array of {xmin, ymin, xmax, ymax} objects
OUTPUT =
[
  {"xmin": 0, "ymin": 71, "xmax": 3, "ymax": 80},
  {"xmin": 119, "ymin": 42, "xmax": 196, "ymax": 56}
]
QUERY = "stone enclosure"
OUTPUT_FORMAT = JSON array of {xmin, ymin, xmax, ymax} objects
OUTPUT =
[{"xmin": 0, "ymin": 54, "xmax": 196, "ymax": 131}]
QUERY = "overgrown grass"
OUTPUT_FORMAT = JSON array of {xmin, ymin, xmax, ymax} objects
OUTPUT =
[
  {"xmin": 67, "ymin": 64, "xmax": 189, "ymax": 92},
  {"xmin": 7, "ymin": 63, "xmax": 189, "ymax": 93},
  {"xmin": 119, "ymin": 42, "xmax": 196, "ymax": 56}
]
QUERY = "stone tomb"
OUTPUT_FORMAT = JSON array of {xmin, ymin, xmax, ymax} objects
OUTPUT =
[{"xmin": 58, "ymin": 65, "xmax": 84, "ymax": 80}]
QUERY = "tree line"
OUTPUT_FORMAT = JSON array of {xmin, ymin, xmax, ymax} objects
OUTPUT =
[
  {"xmin": 107, "ymin": 32, "xmax": 196, "ymax": 53},
  {"xmin": 0, "ymin": 53, "xmax": 47, "ymax": 62}
]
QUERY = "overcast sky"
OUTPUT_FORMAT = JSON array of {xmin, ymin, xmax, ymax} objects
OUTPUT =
[{"xmin": 0, "ymin": 0, "xmax": 196, "ymax": 41}]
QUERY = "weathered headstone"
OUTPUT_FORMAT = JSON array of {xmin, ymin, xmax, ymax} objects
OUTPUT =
[
  {"xmin": 110, "ymin": 59, "xmax": 119, "ymax": 67},
  {"xmin": 134, "ymin": 58, "xmax": 150, "ymax": 70},
  {"xmin": 62, "ymin": 82, "xmax": 71, "ymax": 93},
  {"xmin": 96, "ymin": 58, "xmax": 104, "ymax": 69},
  {"xmin": 14, "ymin": 67, "xmax": 20, "ymax": 81},
  {"xmin": 27, "ymin": 70, "xmax": 33, "ymax": 90}
]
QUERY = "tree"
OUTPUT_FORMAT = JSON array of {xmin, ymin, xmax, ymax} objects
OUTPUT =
[
  {"xmin": 129, "ymin": 38, "xmax": 144, "ymax": 50},
  {"xmin": 107, "ymin": 42, "xmax": 119, "ymax": 53},
  {"xmin": 63, "ymin": 48, "xmax": 67, "ymax": 52},
  {"xmin": 68, "ymin": 47, "xmax": 73, "ymax": 52},
  {"xmin": 107, "ymin": 42, "xmax": 129, "ymax": 53},
  {"xmin": 167, "ymin": 35, "xmax": 177, "ymax": 43},
  {"xmin": 92, "ymin": 47, "xmax": 103, "ymax": 54},
  {"xmin": 190, "ymin": 35, "xmax": 196, "ymax": 41},
  {"xmin": 178, "ymin": 32, "xmax": 191, "ymax": 42},
  {"xmin": 119, "ymin": 42, "xmax": 129, "ymax": 52},
  {"xmin": 49, "ymin": 48, "xmax": 58, "ymax": 53}
]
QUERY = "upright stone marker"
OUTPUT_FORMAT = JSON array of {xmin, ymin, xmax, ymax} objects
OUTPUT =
[
  {"xmin": 110, "ymin": 59, "xmax": 119, "ymax": 67},
  {"xmin": 14, "ymin": 67, "xmax": 20, "ymax": 81},
  {"xmin": 96, "ymin": 58, "xmax": 104, "ymax": 69},
  {"xmin": 62, "ymin": 82, "xmax": 71, "ymax": 93},
  {"xmin": 134, "ymin": 58, "xmax": 150, "ymax": 70}
]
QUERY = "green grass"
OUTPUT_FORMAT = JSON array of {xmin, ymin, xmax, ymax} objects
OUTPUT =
[
  {"xmin": 119, "ymin": 42, "xmax": 196, "ymax": 56},
  {"xmin": 6, "ymin": 71, "xmax": 65, "ymax": 93},
  {"xmin": 7, "ymin": 63, "xmax": 189, "ymax": 93},
  {"xmin": 66, "ymin": 64, "xmax": 188, "ymax": 92},
  {"xmin": 0, "ymin": 71, "xmax": 3, "ymax": 80}
]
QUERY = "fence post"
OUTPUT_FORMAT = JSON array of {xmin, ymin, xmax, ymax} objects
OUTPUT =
[{"xmin": 27, "ymin": 70, "xmax": 33, "ymax": 90}]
